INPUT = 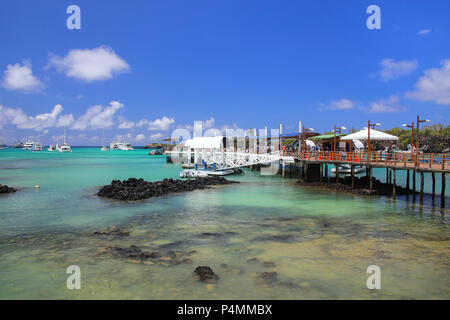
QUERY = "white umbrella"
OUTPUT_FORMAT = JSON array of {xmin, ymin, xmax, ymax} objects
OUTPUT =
[{"xmin": 340, "ymin": 129, "xmax": 398, "ymax": 141}]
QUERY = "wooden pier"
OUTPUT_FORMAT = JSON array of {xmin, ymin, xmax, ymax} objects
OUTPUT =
[{"xmin": 288, "ymin": 150, "xmax": 449, "ymax": 208}]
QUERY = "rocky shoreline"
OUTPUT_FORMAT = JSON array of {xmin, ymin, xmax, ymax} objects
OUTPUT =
[
  {"xmin": 0, "ymin": 184, "xmax": 16, "ymax": 194},
  {"xmin": 296, "ymin": 176, "xmax": 411, "ymax": 196},
  {"xmin": 97, "ymin": 176, "xmax": 238, "ymax": 201}
]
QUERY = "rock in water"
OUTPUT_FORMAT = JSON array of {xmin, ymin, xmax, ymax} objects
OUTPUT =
[
  {"xmin": 0, "ymin": 184, "xmax": 17, "ymax": 194},
  {"xmin": 194, "ymin": 266, "xmax": 219, "ymax": 282},
  {"xmin": 97, "ymin": 177, "xmax": 238, "ymax": 201}
]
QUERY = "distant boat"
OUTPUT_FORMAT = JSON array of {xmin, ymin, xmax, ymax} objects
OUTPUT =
[
  {"xmin": 12, "ymin": 141, "xmax": 24, "ymax": 149},
  {"xmin": 110, "ymin": 141, "xmax": 133, "ymax": 150},
  {"xmin": 22, "ymin": 140, "xmax": 34, "ymax": 150},
  {"xmin": 57, "ymin": 126, "xmax": 72, "ymax": 152},
  {"xmin": 47, "ymin": 145, "xmax": 57, "ymax": 151},
  {"xmin": 33, "ymin": 143, "xmax": 43, "ymax": 151},
  {"xmin": 148, "ymin": 149, "xmax": 163, "ymax": 155},
  {"xmin": 101, "ymin": 130, "xmax": 108, "ymax": 151}
]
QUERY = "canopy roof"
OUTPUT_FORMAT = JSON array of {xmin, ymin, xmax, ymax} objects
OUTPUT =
[
  {"xmin": 340, "ymin": 129, "xmax": 399, "ymax": 141},
  {"xmin": 184, "ymin": 136, "xmax": 224, "ymax": 149},
  {"xmin": 309, "ymin": 133, "xmax": 345, "ymax": 140}
]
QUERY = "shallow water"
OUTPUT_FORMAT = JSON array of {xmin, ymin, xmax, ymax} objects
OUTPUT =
[{"xmin": 0, "ymin": 148, "xmax": 449, "ymax": 299}]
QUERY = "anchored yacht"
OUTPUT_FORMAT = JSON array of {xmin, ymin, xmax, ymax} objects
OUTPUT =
[
  {"xmin": 33, "ymin": 143, "xmax": 43, "ymax": 151},
  {"xmin": 22, "ymin": 140, "xmax": 34, "ymax": 150}
]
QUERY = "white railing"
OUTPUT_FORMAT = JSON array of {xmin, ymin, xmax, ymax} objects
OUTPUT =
[{"xmin": 166, "ymin": 150, "xmax": 293, "ymax": 170}]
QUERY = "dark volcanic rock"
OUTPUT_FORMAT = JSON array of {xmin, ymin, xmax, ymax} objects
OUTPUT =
[
  {"xmin": 0, "ymin": 184, "xmax": 16, "ymax": 194},
  {"xmin": 97, "ymin": 177, "xmax": 238, "ymax": 201},
  {"xmin": 257, "ymin": 271, "xmax": 278, "ymax": 284},
  {"xmin": 194, "ymin": 266, "xmax": 219, "ymax": 282},
  {"xmin": 296, "ymin": 176, "xmax": 411, "ymax": 197}
]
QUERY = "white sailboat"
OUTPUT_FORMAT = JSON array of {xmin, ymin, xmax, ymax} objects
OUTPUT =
[
  {"xmin": 58, "ymin": 126, "xmax": 72, "ymax": 153},
  {"xmin": 101, "ymin": 130, "xmax": 108, "ymax": 151}
]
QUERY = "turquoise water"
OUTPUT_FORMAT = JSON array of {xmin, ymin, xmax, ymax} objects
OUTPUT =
[{"xmin": 0, "ymin": 147, "xmax": 449, "ymax": 299}]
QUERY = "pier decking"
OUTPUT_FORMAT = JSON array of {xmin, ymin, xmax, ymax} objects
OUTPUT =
[{"xmin": 290, "ymin": 150, "xmax": 448, "ymax": 208}]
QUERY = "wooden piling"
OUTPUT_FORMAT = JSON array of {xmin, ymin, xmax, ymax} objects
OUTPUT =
[
  {"xmin": 319, "ymin": 164, "xmax": 323, "ymax": 182},
  {"xmin": 442, "ymin": 173, "xmax": 446, "ymax": 209},
  {"xmin": 369, "ymin": 166, "xmax": 373, "ymax": 195},
  {"xmin": 412, "ymin": 170, "xmax": 416, "ymax": 201},
  {"xmin": 386, "ymin": 167, "xmax": 389, "ymax": 184},
  {"xmin": 420, "ymin": 171, "xmax": 424, "ymax": 204},
  {"xmin": 432, "ymin": 172, "xmax": 435, "ymax": 202},
  {"xmin": 351, "ymin": 165, "xmax": 355, "ymax": 189},
  {"xmin": 324, "ymin": 164, "xmax": 328, "ymax": 181},
  {"xmin": 335, "ymin": 163, "xmax": 339, "ymax": 183},
  {"xmin": 406, "ymin": 170, "xmax": 410, "ymax": 195},
  {"xmin": 389, "ymin": 169, "xmax": 392, "ymax": 184},
  {"xmin": 393, "ymin": 169, "xmax": 396, "ymax": 199}
]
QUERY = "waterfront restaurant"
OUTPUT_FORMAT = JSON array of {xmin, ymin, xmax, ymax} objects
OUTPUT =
[{"xmin": 309, "ymin": 133, "xmax": 347, "ymax": 151}]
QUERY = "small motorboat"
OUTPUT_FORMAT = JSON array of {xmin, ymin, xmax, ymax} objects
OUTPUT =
[
  {"xmin": 180, "ymin": 170, "xmax": 209, "ymax": 178},
  {"xmin": 148, "ymin": 149, "xmax": 163, "ymax": 155},
  {"xmin": 331, "ymin": 164, "xmax": 365, "ymax": 174}
]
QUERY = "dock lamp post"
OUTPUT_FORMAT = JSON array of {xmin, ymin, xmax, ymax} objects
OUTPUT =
[
  {"xmin": 367, "ymin": 121, "xmax": 381, "ymax": 163},
  {"xmin": 402, "ymin": 122, "xmax": 415, "ymax": 156},
  {"xmin": 416, "ymin": 115, "xmax": 431, "ymax": 165},
  {"xmin": 333, "ymin": 125, "xmax": 347, "ymax": 154}
]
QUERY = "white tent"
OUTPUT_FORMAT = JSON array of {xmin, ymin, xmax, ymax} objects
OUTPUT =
[
  {"xmin": 340, "ymin": 129, "xmax": 398, "ymax": 141},
  {"xmin": 184, "ymin": 136, "xmax": 224, "ymax": 149},
  {"xmin": 305, "ymin": 139, "xmax": 315, "ymax": 147}
]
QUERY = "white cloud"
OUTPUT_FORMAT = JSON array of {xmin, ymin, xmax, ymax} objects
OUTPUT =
[
  {"xmin": 368, "ymin": 95, "xmax": 404, "ymax": 113},
  {"xmin": 417, "ymin": 29, "xmax": 431, "ymax": 35},
  {"xmin": 118, "ymin": 117, "xmax": 135, "ymax": 129},
  {"xmin": 318, "ymin": 98, "xmax": 355, "ymax": 111},
  {"xmin": 2, "ymin": 61, "xmax": 43, "ymax": 92},
  {"xmin": 135, "ymin": 133, "xmax": 146, "ymax": 142},
  {"xmin": 406, "ymin": 59, "xmax": 450, "ymax": 105},
  {"xmin": 136, "ymin": 116, "xmax": 175, "ymax": 130},
  {"xmin": 0, "ymin": 104, "xmax": 74, "ymax": 131},
  {"xmin": 378, "ymin": 58, "xmax": 418, "ymax": 81},
  {"xmin": 71, "ymin": 101, "xmax": 123, "ymax": 130},
  {"xmin": 149, "ymin": 133, "xmax": 163, "ymax": 141},
  {"xmin": 48, "ymin": 46, "xmax": 130, "ymax": 82}
]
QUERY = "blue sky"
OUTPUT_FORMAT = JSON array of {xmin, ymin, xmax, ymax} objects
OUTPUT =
[{"xmin": 0, "ymin": 0, "xmax": 449, "ymax": 145}]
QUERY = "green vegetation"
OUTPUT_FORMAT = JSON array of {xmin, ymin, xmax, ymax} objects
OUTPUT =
[{"xmin": 385, "ymin": 124, "xmax": 450, "ymax": 149}]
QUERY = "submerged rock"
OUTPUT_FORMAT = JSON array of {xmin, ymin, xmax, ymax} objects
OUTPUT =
[
  {"xmin": 257, "ymin": 271, "xmax": 278, "ymax": 284},
  {"xmin": 97, "ymin": 177, "xmax": 238, "ymax": 201},
  {"xmin": 194, "ymin": 266, "xmax": 219, "ymax": 283},
  {"xmin": 0, "ymin": 184, "xmax": 16, "ymax": 194}
]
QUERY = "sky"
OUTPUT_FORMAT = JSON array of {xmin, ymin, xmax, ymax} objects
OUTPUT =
[{"xmin": 0, "ymin": 0, "xmax": 449, "ymax": 145}]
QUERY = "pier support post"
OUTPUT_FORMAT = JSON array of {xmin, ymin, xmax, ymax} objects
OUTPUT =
[
  {"xmin": 432, "ymin": 172, "xmax": 435, "ymax": 203},
  {"xmin": 282, "ymin": 161, "xmax": 286, "ymax": 178},
  {"xmin": 393, "ymin": 169, "xmax": 396, "ymax": 199},
  {"xmin": 442, "ymin": 173, "xmax": 446, "ymax": 209},
  {"xmin": 369, "ymin": 166, "xmax": 373, "ymax": 195},
  {"xmin": 386, "ymin": 167, "xmax": 389, "ymax": 184},
  {"xmin": 319, "ymin": 164, "xmax": 323, "ymax": 182},
  {"xmin": 335, "ymin": 163, "xmax": 339, "ymax": 183},
  {"xmin": 351, "ymin": 165, "xmax": 355, "ymax": 189},
  {"xmin": 389, "ymin": 169, "xmax": 392, "ymax": 184},
  {"xmin": 420, "ymin": 171, "xmax": 424, "ymax": 204},
  {"xmin": 324, "ymin": 164, "xmax": 328, "ymax": 182},
  {"xmin": 305, "ymin": 163, "xmax": 309, "ymax": 182},
  {"xmin": 406, "ymin": 170, "xmax": 410, "ymax": 196},
  {"xmin": 412, "ymin": 170, "xmax": 416, "ymax": 201}
]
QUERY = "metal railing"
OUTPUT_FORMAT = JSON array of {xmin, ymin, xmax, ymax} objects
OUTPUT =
[{"xmin": 289, "ymin": 150, "xmax": 449, "ymax": 171}]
